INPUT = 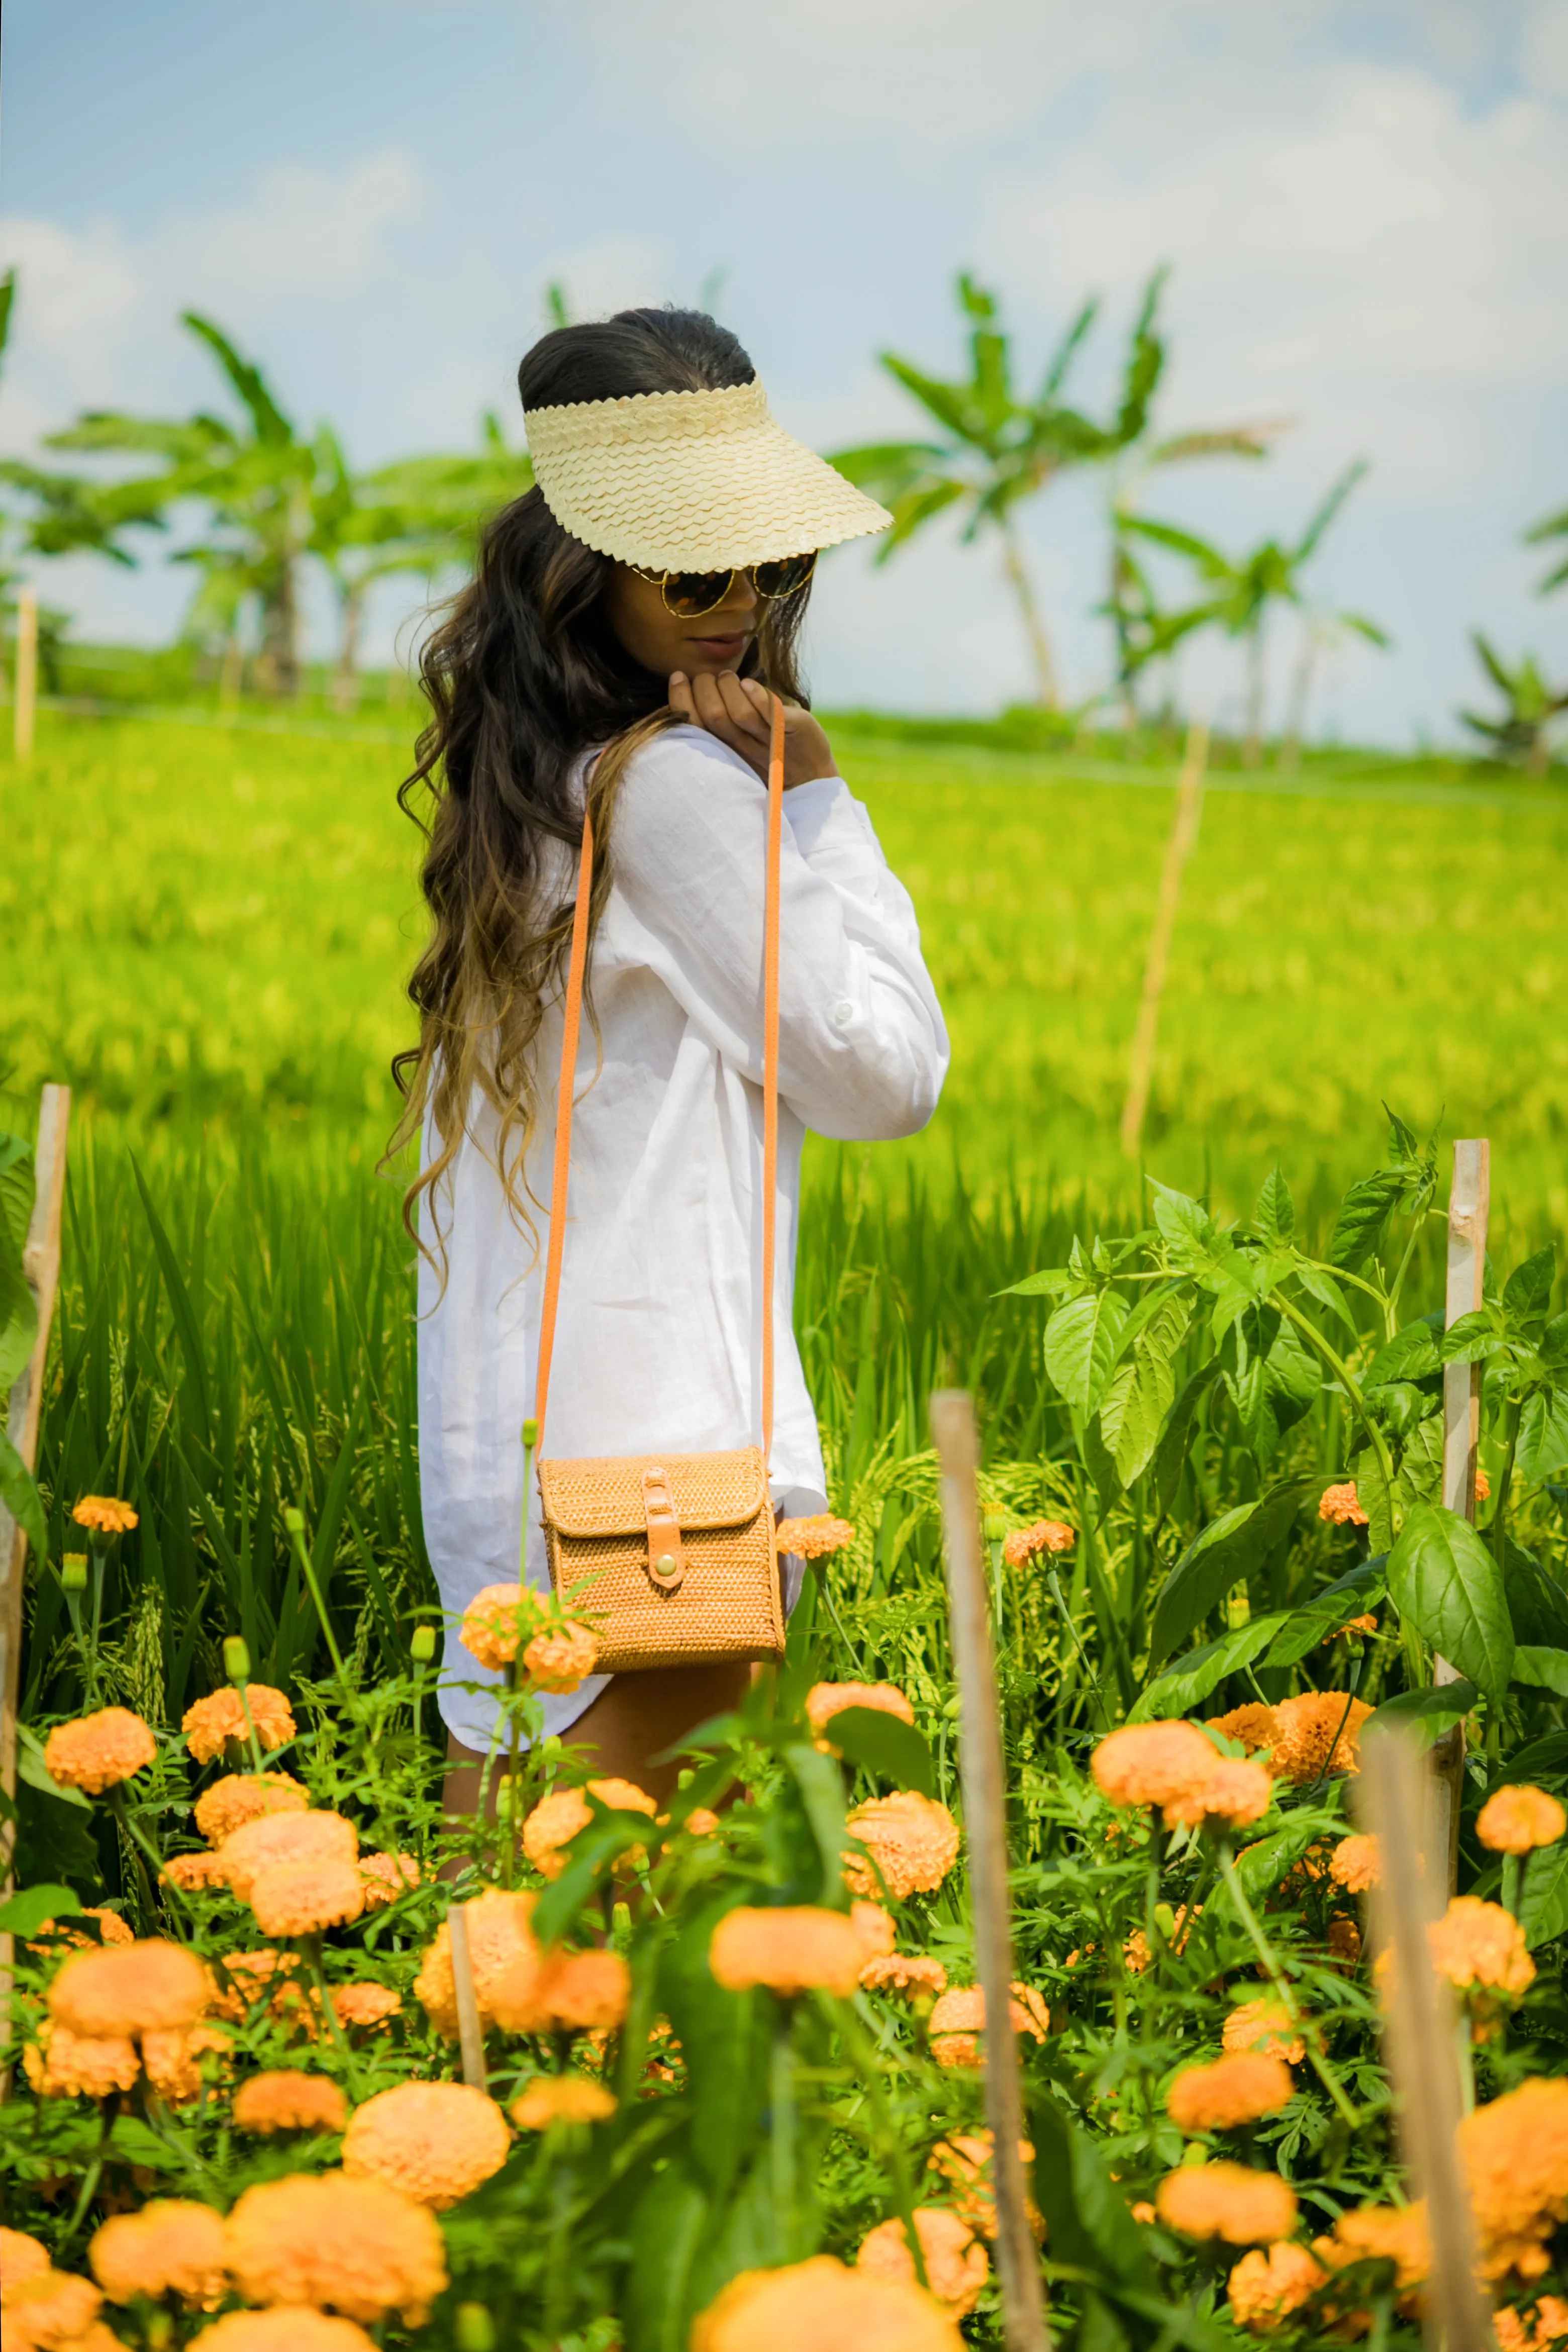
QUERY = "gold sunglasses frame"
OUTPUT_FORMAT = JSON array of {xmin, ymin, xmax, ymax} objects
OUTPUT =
[{"xmin": 630, "ymin": 551, "xmax": 818, "ymax": 620}]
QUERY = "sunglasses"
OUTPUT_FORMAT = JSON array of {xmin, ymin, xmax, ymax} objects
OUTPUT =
[{"xmin": 631, "ymin": 550, "xmax": 817, "ymax": 620}]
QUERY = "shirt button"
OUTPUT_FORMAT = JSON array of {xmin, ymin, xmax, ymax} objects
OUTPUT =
[{"xmin": 831, "ymin": 1000, "xmax": 855, "ymax": 1027}]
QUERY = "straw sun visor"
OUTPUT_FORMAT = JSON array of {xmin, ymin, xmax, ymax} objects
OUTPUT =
[{"xmin": 523, "ymin": 378, "xmax": 892, "ymax": 572}]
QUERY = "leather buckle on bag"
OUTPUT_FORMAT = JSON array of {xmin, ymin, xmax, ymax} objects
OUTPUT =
[{"xmin": 641, "ymin": 1464, "xmax": 687, "ymax": 1593}]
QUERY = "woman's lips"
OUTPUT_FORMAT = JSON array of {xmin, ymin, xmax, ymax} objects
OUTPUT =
[{"xmin": 688, "ymin": 630, "xmax": 750, "ymax": 659}]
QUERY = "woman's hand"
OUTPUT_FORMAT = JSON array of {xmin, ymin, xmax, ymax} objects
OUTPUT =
[{"xmin": 669, "ymin": 669, "xmax": 836, "ymax": 790}]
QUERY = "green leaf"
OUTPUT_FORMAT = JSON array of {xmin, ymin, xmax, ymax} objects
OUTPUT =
[
  {"xmin": 0, "ymin": 1183, "xmax": 36, "ymax": 1394},
  {"xmin": 16, "ymin": 1722, "xmax": 91, "ymax": 1808},
  {"xmin": 1152, "ymin": 1361, "xmax": 1219, "ymax": 1522},
  {"xmin": 1262, "ymin": 1559, "xmax": 1386, "ymax": 1669},
  {"xmin": 1233, "ymin": 1821, "xmax": 1321, "ymax": 1901},
  {"xmin": 0, "ymin": 1882, "xmax": 81, "ymax": 1936},
  {"xmin": 821, "ymin": 1704, "xmax": 935, "ymax": 1798},
  {"xmin": 1386, "ymin": 1502, "xmax": 1514, "ymax": 1705},
  {"xmin": 1100, "ymin": 1293, "xmax": 1190, "ymax": 1487},
  {"xmin": 782, "ymin": 1741, "xmax": 851, "ymax": 1906},
  {"xmin": 1044, "ymin": 1289, "xmax": 1128, "ymax": 1415},
  {"xmin": 1365, "ymin": 1680, "xmax": 1478, "ymax": 1747},
  {"xmin": 1504, "ymin": 1245, "xmax": 1557, "ymax": 1333},
  {"xmin": 1522, "ymin": 1843, "xmax": 1568, "ymax": 1949},
  {"xmin": 1130, "ymin": 1611, "xmax": 1288, "ymax": 1722},
  {"xmin": 1364, "ymin": 1314, "xmax": 1443, "ymax": 1390},
  {"xmin": 1225, "ymin": 1306, "xmax": 1318, "ymax": 1469},
  {"xmin": 998, "ymin": 1265, "xmax": 1074, "ymax": 1299},
  {"xmin": 0, "ymin": 1427, "xmax": 47, "ymax": 1563},
  {"xmin": 1504, "ymin": 1544, "xmax": 1568, "ymax": 1650},
  {"xmin": 1440, "ymin": 1308, "xmax": 1504, "ymax": 1366},
  {"xmin": 1149, "ymin": 1481, "xmax": 1316, "ymax": 1665},
  {"xmin": 1513, "ymin": 1646, "xmax": 1568, "ymax": 1696},
  {"xmin": 1253, "ymin": 1167, "xmax": 1295, "ymax": 1249},
  {"xmin": 1327, "ymin": 1169, "xmax": 1402, "ymax": 1271},
  {"xmin": 1291, "ymin": 1259, "xmax": 1356, "ymax": 1333},
  {"xmin": 1028, "ymin": 2088, "xmax": 1153, "ymax": 2290},
  {"xmin": 623, "ymin": 2160, "xmax": 711, "ymax": 2352},
  {"xmin": 0, "ymin": 1133, "xmax": 34, "ymax": 1246},
  {"xmin": 1517, "ymin": 1386, "xmax": 1568, "ymax": 1484}
]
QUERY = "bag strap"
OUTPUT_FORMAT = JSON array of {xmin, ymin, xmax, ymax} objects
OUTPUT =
[{"xmin": 534, "ymin": 694, "xmax": 786, "ymax": 1462}]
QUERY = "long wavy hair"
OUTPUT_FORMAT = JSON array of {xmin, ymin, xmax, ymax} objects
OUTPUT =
[{"xmin": 389, "ymin": 307, "xmax": 813, "ymax": 1278}]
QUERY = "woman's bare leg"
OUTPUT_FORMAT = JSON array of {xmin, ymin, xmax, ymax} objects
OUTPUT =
[{"xmin": 442, "ymin": 1658, "xmax": 749, "ymax": 1819}]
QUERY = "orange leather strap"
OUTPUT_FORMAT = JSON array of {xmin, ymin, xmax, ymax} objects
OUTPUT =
[{"xmin": 534, "ymin": 697, "xmax": 786, "ymax": 1461}]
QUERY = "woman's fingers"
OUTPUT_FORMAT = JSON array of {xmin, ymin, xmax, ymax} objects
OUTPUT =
[{"xmin": 668, "ymin": 670, "xmax": 697, "ymax": 722}]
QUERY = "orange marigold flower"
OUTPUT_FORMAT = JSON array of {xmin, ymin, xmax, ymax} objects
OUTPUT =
[
  {"xmin": 1426, "ymin": 1896, "xmax": 1535, "ymax": 2004},
  {"xmin": 775, "ymin": 1514, "xmax": 856, "ymax": 1559},
  {"xmin": 1002, "ymin": 1518, "xmax": 1076, "ymax": 1566},
  {"xmin": 73, "ymin": 1496, "xmax": 139, "ymax": 1535},
  {"xmin": 521, "ymin": 1777, "xmax": 657, "ymax": 1880},
  {"xmin": 680, "ymin": 1806, "xmax": 721, "ymax": 1836},
  {"xmin": 458, "ymin": 1582, "xmax": 548, "ymax": 1672},
  {"xmin": 330, "ymin": 1984, "xmax": 401, "ymax": 2033},
  {"xmin": 43, "ymin": 1707, "xmax": 156, "ymax": 1796},
  {"xmin": 89, "ymin": 2200, "xmax": 227, "ymax": 2309},
  {"xmin": 1163, "ymin": 1756, "xmax": 1273, "ymax": 1832},
  {"xmin": 143, "ymin": 2022, "xmax": 233, "ymax": 2104},
  {"xmin": 49, "ymin": 1938, "xmax": 208, "ymax": 2041},
  {"xmin": 843, "ymin": 1790, "xmax": 960, "ymax": 1899},
  {"xmin": 1167, "ymin": 2053, "xmax": 1295, "ymax": 2134},
  {"xmin": 1156, "ymin": 2161, "xmax": 1298, "ymax": 2246},
  {"xmin": 223, "ymin": 2172, "xmax": 447, "ymax": 2325},
  {"xmin": 499, "ymin": 1945, "xmax": 631, "ymax": 2035},
  {"xmin": 926, "ymin": 2132, "xmax": 1042, "ymax": 2241},
  {"xmin": 1269, "ymin": 1693, "xmax": 1371, "ymax": 1786},
  {"xmin": 415, "ymin": 1888, "xmax": 541, "ymax": 2039},
  {"xmin": 218, "ymin": 1809, "xmax": 358, "ymax": 1902},
  {"xmin": 1228, "ymin": 2242, "xmax": 1326, "ymax": 2332},
  {"xmin": 1459, "ymin": 2078, "xmax": 1568, "ymax": 2282},
  {"xmin": 1124, "ymin": 1902, "xmax": 1201, "ymax": 1976},
  {"xmin": 691, "ymin": 2253, "xmax": 963, "ymax": 2352},
  {"xmin": 249, "ymin": 1859, "xmax": 366, "ymax": 1939},
  {"xmin": 1329, "ymin": 1833, "xmax": 1381, "ymax": 1892},
  {"xmin": 357, "ymin": 1852, "xmax": 420, "ymax": 1911},
  {"xmin": 805, "ymin": 1681, "xmax": 915, "ymax": 1752},
  {"xmin": 521, "ymin": 1621, "xmax": 600, "ymax": 1694},
  {"xmin": 24, "ymin": 2021, "xmax": 140, "ymax": 2100},
  {"xmin": 188, "ymin": 2315, "xmax": 378, "ymax": 2352},
  {"xmin": 29, "ymin": 1905, "xmax": 134, "ymax": 1950},
  {"xmin": 861, "ymin": 1951, "xmax": 948, "ymax": 1998},
  {"xmin": 233, "ymin": 2071, "xmax": 349, "ymax": 2135},
  {"xmin": 206, "ymin": 1948, "xmax": 296, "ymax": 2021},
  {"xmin": 1476, "ymin": 1467, "xmax": 1493, "ymax": 1502},
  {"xmin": 1322, "ymin": 1613, "xmax": 1378, "ymax": 1644},
  {"xmin": 511, "ymin": 2074, "xmax": 618, "ymax": 2128},
  {"xmin": 1093, "ymin": 1720, "xmax": 1217, "ymax": 1812},
  {"xmin": 182, "ymin": 1685, "xmax": 296, "ymax": 1767},
  {"xmin": 164, "ymin": 1851, "xmax": 231, "ymax": 1892},
  {"xmin": 1318, "ymin": 2202, "xmax": 1430, "ymax": 2289},
  {"xmin": 1478, "ymin": 1786, "xmax": 1568, "ymax": 1856},
  {"xmin": 1223, "ymin": 2000, "xmax": 1306, "ymax": 2065},
  {"xmin": 1, "ymin": 2228, "xmax": 51, "ymax": 2288},
  {"xmin": 342, "ymin": 2081, "xmax": 510, "ymax": 2210},
  {"xmin": 710, "ymin": 1905, "xmax": 866, "ymax": 1999},
  {"xmin": 928, "ymin": 1982, "xmax": 1048, "ymax": 2069},
  {"xmin": 1495, "ymin": 2297, "xmax": 1568, "ymax": 2351},
  {"xmin": 3, "ymin": 2268, "xmax": 104, "ymax": 2345},
  {"xmin": 850, "ymin": 1901, "xmax": 896, "ymax": 1957},
  {"xmin": 857, "ymin": 2208, "xmax": 989, "ymax": 2318},
  {"xmin": 1318, "ymin": 1483, "xmax": 1368, "ymax": 1527},
  {"xmin": 1327, "ymin": 1915, "xmax": 1361, "ymax": 1970},
  {"xmin": 193, "ymin": 1773, "xmax": 309, "ymax": 1847},
  {"xmin": 1208, "ymin": 1703, "xmax": 1279, "ymax": 1755}
]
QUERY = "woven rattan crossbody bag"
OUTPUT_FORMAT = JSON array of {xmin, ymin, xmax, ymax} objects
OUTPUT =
[{"xmin": 532, "ymin": 698, "xmax": 789, "ymax": 1673}]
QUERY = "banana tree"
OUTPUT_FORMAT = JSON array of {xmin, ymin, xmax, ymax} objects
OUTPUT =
[
  {"xmin": 1459, "ymin": 635, "xmax": 1568, "ymax": 778},
  {"xmin": 1121, "ymin": 461, "xmax": 1383, "ymax": 763},
  {"xmin": 831, "ymin": 271, "xmax": 1183, "ymax": 709}
]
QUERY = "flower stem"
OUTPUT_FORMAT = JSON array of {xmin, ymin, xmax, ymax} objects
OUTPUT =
[
  {"xmin": 1275, "ymin": 1295, "xmax": 1399, "ymax": 1535},
  {"xmin": 770, "ymin": 2010, "xmax": 798, "ymax": 2264},
  {"xmin": 303, "ymin": 1933, "xmax": 362, "ymax": 2099},
  {"xmin": 1217, "ymin": 1845, "xmax": 1359, "ymax": 2127}
]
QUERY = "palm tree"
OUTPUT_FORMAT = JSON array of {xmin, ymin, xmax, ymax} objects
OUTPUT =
[
  {"xmin": 832, "ymin": 272, "xmax": 1178, "ymax": 708},
  {"xmin": 1121, "ymin": 461, "xmax": 1385, "ymax": 763},
  {"xmin": 1525, "ymin": 503, "xmax": 1568, "ymax": 597},
  {"xmin": 1459, "ymin": 636, "xmax": 1567, "ymax": 778}
]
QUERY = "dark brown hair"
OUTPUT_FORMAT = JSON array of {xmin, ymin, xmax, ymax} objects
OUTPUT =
[{"xmin": 389, "ymin": 307, "xmax": 813, "ymax": 1270}]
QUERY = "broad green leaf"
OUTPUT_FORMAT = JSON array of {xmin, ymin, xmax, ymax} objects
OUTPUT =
[
  {"xmin": 1386, "ymin": 1502, "xmax": 1514, "ymax": 1705},
  {"xmin": 1517, "ymin": 1386, "xmax": 1568, "ymax": 1484},
  {"xmin": 1100, "ymin": 1293, "xmax": 1189, "ymax": 1487},
  {"xmin": 0, "ymin": 1135, "xmax": 33, "ymax": 1250},
  {"xmin": 1148, "ymin": 1480, "xmax": 1315, "ymax": 1665},
  {"xmin": 0, "ymin": 1428, "xmax": 46, "ymax": 1563},
  {"xmin": 1504, "ymin": 1543, "xmax": 1568, "ymax": 1649},
  {"xmin": 1029, "ymin": 2088, "xmax": 1153, "ymax": 2290},
  {"xmin": 1152, "ymin": 1361, "xmax": 1219, "ymax": 1521},
  {"xmin": 0, "ymin": 1883, "xmax": 82, "ymax": 1936},
  {"xmin": 1262, "ymin": 1559, "xmax": 1386, "ymax": 1670},
  {"xmin": 623, "ymin": 2160, "xmax": 712, "ymax": 2352},
  {"xmin": 782, "ymin": 1741, "xmax": 851, "ymax": 1906},
  {"xmin": 1440, "ymin": 1309, "xmax": 1504, "ymax": 1366},
  {"xmin": 1130, "ymin": 1611, "xmax": 1288, "ymax": 1722},
  {"xmin": 1326, "ymin": 1169, "xmax": 1402, "ymax": 1271},
  {"xmin": 1491, "ymin": 1734, "xmax": 1568, "ymax": 1789},
  {"xmin": 1232, "ymin": 1821, "xmax": 1321, "ymax": 1900},
  {"xmin": 1513, "ymin": 1646, "xmax": 1568, "ymax": 1696},
  {"xmin": 1291, "ymin": 1260, "xmax": 1356, "ymax": 1333},
  {"xmin": 1150, "ymin": 1182, "xmax": 1214, "ymax": 1267},
  {"xmin": 1044, "ymin": 1289, "xmax": 1128, "ymax": 1415},
  {"xmin": 1504, "ymin": 1245, "xmax": 1557, "ymax": 1333},
  {"xmin": 1225, "ymin": 1306, "xmax": 1318, "ymax": 1469},
  {"xmin": 0, "ymin": 1195, "xmax": 36, "ymax": 1394},
  {"xmin": 1365, "ymin": 1680, "xmax": 1478, "ymax": 1748},
  {"xmin": 1364, "ymin": 1314, "xmax": 1443, "ymax": 1390},
  {"xmin": 1522, "ymin": 1843, "xmax": 1568, "ymax": 1949},
  {"xmin": 998, "ymin": 1265, "xmax": 1075, "ymax": 1299},
  {"xmin": 1253, "ymin": 1166, "xmax": 1295, "ymax": 1249},
  {"xmin": 821, "ymin": 1704, "xmax": 935, "ymax": 1798}
]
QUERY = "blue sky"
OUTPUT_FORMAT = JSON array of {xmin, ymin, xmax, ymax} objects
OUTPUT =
[{"xmin": 2, "ymin": 0, "xmax": 1565, "ymax": 742}]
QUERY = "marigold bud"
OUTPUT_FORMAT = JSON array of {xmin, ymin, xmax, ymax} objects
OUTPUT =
[
  {"xmin": 224, "ymin": 1635, "xmax": 252, "ymax": 1683},
  {"xmin": 62, "ymin": 1552, "xmax": 89, "ymax": 1591},
  {"xmin": 410, "ymin": 1626, "xmax": 437, "ymax": 1664}
]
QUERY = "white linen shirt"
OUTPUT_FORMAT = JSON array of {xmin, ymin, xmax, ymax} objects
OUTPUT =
[{"xmin": 417, "ymin": 723, "xmax": 949, "ymax": 1750}]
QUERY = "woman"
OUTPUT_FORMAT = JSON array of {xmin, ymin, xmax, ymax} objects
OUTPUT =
[{"xmin": 396, "ymin": 306, "xmax": 948, "ymax": 1808}]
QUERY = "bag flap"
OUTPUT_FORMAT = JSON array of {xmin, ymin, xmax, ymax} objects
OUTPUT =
[{"xmin": 537, "ymin": 1447, "xmax": 770, "ymax": 1541}]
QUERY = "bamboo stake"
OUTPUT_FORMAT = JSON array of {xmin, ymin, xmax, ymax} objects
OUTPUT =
[
  {"xmin": 930, "ymin": 1390, "xmax": 1050, "ymax": 2352},
  {"xmin": 14, "ymin": 586, "xmax": 38, "ymax": 761},
  {"xmin": 1, "ymin": 1084, "xmax": 71, "ymax": 2071},
  {"xmin": 1359, "ymin": 1726, "xmax": 1493, "ymax": 2352},
  {"xmin": 1433, "ymin": 1140, "xmax": 1489, "ymax": 1892},
  {"xmin": 1119, "ymin": 719, "xmax": 1210, "ymax": 1157},
  {"xmin": 447, "ymin": 1900, "xmax": 487, "ymax": 2091}
]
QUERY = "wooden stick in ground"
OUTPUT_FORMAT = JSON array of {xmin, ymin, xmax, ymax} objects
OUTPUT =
[
  {"xmin": 1, "ymin": 1083, "xmax": 71, "ymax": 2077},
  {"xmin": 447, "ymin": 1900, "xmax": 487, "ymax": 2091},
  {"xmin": 1359, "ymin": 1724, "xmax": 1492, "ymax": 2352},
  {"xmin": 930, "ymin": 1390, "xmax": 1050, "ymax": 2352},
  {"xmin": 13, "ymin": 586, "xmax": 38, "ymax": 761},
  {"xmin": 1432, "ymin": 1138, "xmax": 1490, "ymax": 1892},
  {"xmin": 1119, "ymin": 720, "xmax": 1210, "ymax": 1158}
]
